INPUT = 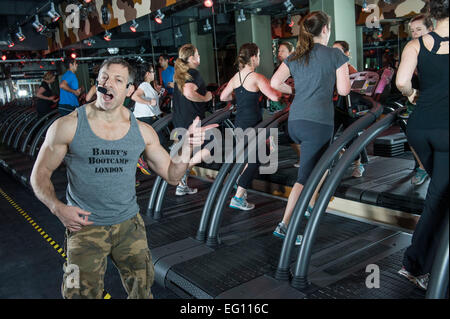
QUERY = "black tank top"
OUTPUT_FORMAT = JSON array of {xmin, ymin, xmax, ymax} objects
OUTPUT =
[
  {"xmin": 233, "ymin": 71, "xmax": 262, "ymax": 129},
  {"xmin": 412, "ymin": 32, "xmax": 449, "ymax": 129}
]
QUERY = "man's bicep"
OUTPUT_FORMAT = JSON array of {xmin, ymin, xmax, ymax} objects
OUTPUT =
[
  {"xmin": 139, "ymin": 124, "xmax": 172, "ymax": 179},
  {"xmin": 143, "ymin": 141, "xmax": 172, "ymax": 180},
  {"xmin": 33, "ymin": 122, "xmax": 69, "ymax": 178}
]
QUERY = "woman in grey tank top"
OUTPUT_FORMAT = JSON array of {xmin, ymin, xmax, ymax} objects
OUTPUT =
[{"xmin": 271, "ymin": 11, "xmax": 351, "ymax": 244}]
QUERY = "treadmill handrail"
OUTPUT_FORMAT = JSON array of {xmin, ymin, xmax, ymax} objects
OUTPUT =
[
  {"xmin": 205, "ymin": 111, "xmax": 290, "ymax": 247},
  {"xmin": 151, "ymin": 105, "xmax": 234, "ymax": 220},
  {"xmin": 290, "ymin": 107, "xmax": 405, "ymax": 290},
  {"xmin": 152, "ymin": 113, "xmax": 173, "ymax": 133},
  {"xmin": 0, "ymin": 106, "xmax": 29, "ymax": 136},
  {"xmin": 12, "ymin": 112, "xmax": 38, "ymax": 149},
  {"xmin": 197, "ymin": 107, "xmax": 291, "ymax": 242},
  {"xmin": 30, "ymin": 113, "xmax": 61, "ymax": 157},
  {"xmin": 275, "ymin": 97, "xmax": 383, "ymax": 280},
  {"xmin": 426, "ymin": 211, "xmax": 449, "ymax": 299},
  {"xmin": 20, "ymin": 109, "xmax": 58, "ymax": 154},
  {"xmin": 2, "ymin": 108, "xmax": 33, "ymax": 144},
  {"xmin": 7, "ymin": 109, "xmax": 36, "ymax": 146}
]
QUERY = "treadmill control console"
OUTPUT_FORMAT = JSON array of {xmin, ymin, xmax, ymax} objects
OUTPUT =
[{"xmin": 350, "ymin": 72, "xmax": 380, "ymax": 97}]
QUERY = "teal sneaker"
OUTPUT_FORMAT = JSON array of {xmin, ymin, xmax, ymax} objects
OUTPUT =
[
  {"xmin": 273, "ymin": 222, "xmax": 303, "ymax": 245},
  {"xmin": 230, "ymin": 196, "xmax": 255, "ymax": 211},
  {"xmin": 412, "ymin": 167, "xmax": 429, "ymax": 186}
]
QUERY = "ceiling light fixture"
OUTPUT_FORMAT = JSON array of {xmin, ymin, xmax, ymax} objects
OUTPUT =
[
  {"xmin": 104, "ymin": 30, "xmax": 112, "ymax": 41},
  {"xmin": 32, "ymin": 15, "xmax": 44, "ymax": 33},
  {"xmin": 130, "ymin": 20, "xmax": 139, "ymax": 32},
  {"xmin": 16, "ymin": 26, "xmax": 26, "ymax": 42},
  {"xmin": 154, "ymin": 10, "xmax": 165, "ymax": 24},
  {"xmin": 7, "ymin": 35, "xmax": 15, "ymax": 48},
  {"xmin": 203, "ymin": 0, "xmax": 213, "ymax": 8},
  {"xmin": 107, "ymin": 47, "xmax": 119, "ymax": 55},
  {"xmin": 283, "ymin": 0, "xmax": 294, "ymax": 13},
  {"xmin": 47, "ymin": 2, "xmax": 61, "ymax": 22},
  {"xmin": 237, "ymin": 9, "xmax": 246, "ymax": 23},
  {"xmin": 175, "ymin": 27, "xmax": 183, "ymax": 39},
  {"xmin": 83, "ymin": 38, "xmax": 95, "ymax": 46},
  {"xmin": 203, "ymin": 19, "xmax": 212, "ymax": 32},
  {"xmin": 287, "ymin": 15, "xmax": 294, "ymax": 27}
]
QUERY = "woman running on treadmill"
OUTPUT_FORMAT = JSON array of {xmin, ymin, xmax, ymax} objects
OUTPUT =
[
  {"xmin": 396, "ymin": 0, "xmax": 449, "ymax": 290},
  {"xmin": 172, "ymin": 44, "xmax": 213, "ymax": 196},
  {"xmin": 132, "ymin": 63, "xmax": 162, "ymax": 126},
  {"xmin": 271, "ymin": 11, "xmax": 350, "ymax": 244},
  {"xmin": 220, "ymin": 43, "xmax": 281, "ymax": 211},
  {"xmin": 401, "ymin": 14, "xmax": 434, "ymax": 186}
]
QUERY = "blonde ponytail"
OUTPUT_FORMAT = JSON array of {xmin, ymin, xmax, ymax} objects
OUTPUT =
[{"xmin": 174, "ymin": 44, "xmax": 197, "ymax": 93}]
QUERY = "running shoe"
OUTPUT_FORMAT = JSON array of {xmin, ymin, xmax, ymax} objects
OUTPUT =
[
  {"xmin": 399, "ymin": 110, "xmax": 411, "ymax": 119},
  {"xmin": 352, "ymin": 163, "xmax": 365, "ymax": 178},
  {"xmin": 293, "ymin": 162, "xmax": 300, "ymax": 168},
  {"xmin": 411, "ymin": 167, "xmax": 429, "ymax": 186},
  {"xmin": 398, "ymin": 267, "xmax": 429, "ymax": 290},
  {"xmin": 273, "ymin": 222, "xmax": 303, "ymax": 245},
  {"xmin": 175, "ymin": 185, "xmax": 198, "ymax": 196},
  {"xmin": 304, "ymin": 206, "xmax": 313, "ymax": 219},
  {"xmin": 137, "ymin": 158, "xmax": 151, "ymax": 175},
  {"xmin": 229, "ymin": 196, "xmax": 255, "ymax": 211}
]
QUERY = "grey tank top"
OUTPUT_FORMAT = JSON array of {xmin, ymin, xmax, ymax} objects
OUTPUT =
[{"xmin": 65, "ymin": 105, "xmax": 146, "ymax": 226}]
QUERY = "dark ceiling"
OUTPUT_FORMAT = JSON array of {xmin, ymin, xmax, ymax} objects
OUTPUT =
[{"xmin": 0, "ymin": 0, "xmax": 309, "ymax": 58}]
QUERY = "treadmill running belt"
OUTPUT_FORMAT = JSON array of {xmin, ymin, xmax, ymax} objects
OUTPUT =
[{"xmin": 168, "ymin": 214, "xmax": 377, "ymax": 298}]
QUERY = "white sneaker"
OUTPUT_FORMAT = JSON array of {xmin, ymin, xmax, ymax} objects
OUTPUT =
[
  {"xmin": 398, "ymin": 267, "xmax": 429, "ymax": 290},
  {"xmin": 352, "ymin": 164, "xmax": 365, "ymax": 178},
  {"xmin": 175, "ymin": 185, "xmax": 198, "ymax": 196},
  {"xmin": 229, "ymin": 196, "xmax": 255, "ymax": 211}
]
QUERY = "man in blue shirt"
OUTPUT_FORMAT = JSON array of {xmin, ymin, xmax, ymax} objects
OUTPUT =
[
  {"xmin": 158, "ymin": 54, "xmax": 174, "ymax": 94},
  {"xmin": 59, "ymin": 58, "xmax": 81, "ymax": 116}
]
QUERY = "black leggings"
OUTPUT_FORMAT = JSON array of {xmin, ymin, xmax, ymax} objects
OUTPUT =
[
  {"xmin": 403, "ymin": 125, "xmax": 449, "ymax": 275},
  {"xmin": 236, "ymin": 119, "xmax": 263, "ymax": 190},
  {"xmin": 288, "ymin": 119, "xmax": 334, "ymax": 185}
]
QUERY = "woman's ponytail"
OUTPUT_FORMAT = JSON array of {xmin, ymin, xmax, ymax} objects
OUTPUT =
[
  {"xmin": 174, "ymin": 44, "xmax": 197, "ymax": 93},
  {"xmin": 290, "ymin": 11, "xmax": 331, "ymax": 65}
]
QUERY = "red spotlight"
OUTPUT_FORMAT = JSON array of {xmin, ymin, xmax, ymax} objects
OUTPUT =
[
  {"xmin": 288, "ymin": 16, "xmax": 294, "ymax": 27},
  {"xmin": 1, "ymin": 55, "xmax": 6, "ymax": 61},
  {"xmin": 130, "ymin": 20, "xmax": 138, "ymax": 32},
  {"xmin": 70, "ymin": 52, "xmax": 77, "ymax": 59},
  {"xmin": 204, "ymin": 0, "xmax": 213, "ymax": 8}
]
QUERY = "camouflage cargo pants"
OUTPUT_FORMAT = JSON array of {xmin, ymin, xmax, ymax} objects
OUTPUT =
[{"xmin": 62, "ymin": 213, "xmax": 154, "ymax": 299}]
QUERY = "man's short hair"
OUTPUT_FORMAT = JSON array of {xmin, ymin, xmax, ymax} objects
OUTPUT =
[
  {"xmin": 159, "ymin": 54, "xmax": 169, "ymax": 61},
  {"xmin": 279, "ymin": 41, "xmax": 294, "ymax": 53},
  {"xmin": 64, "ymin": 58, "xmax": 77, "ymax": 70},
  {"xmin": 99, "ymin": 57, "xmax": 136, "ymax": 85}
]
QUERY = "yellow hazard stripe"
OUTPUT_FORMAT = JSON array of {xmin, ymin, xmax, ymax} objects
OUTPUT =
[{"xmin": 0, "ymin": 188, "xmax": 112, "ymax": 299}]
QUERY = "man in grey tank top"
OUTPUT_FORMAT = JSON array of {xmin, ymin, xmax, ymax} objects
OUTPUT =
[{"xmin": 30, "ymin": 58, "xmax": 217, "ymax": 299}]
